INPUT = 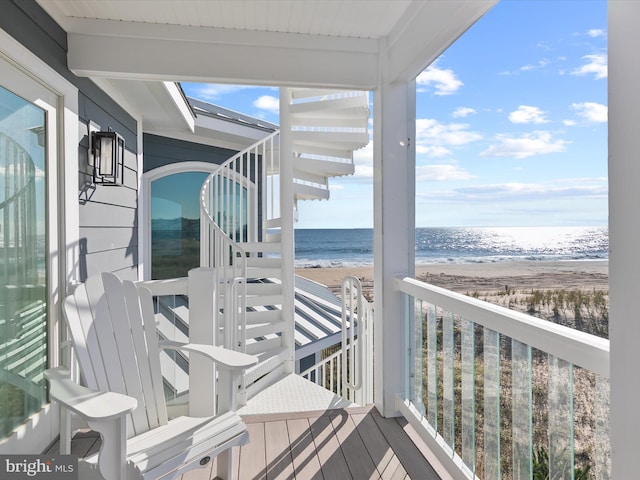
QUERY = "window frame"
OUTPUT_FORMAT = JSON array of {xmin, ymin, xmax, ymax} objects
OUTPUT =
[
  {"xmin": 142, "ymin": 161, "xmax": 256, "ymax": 281},
  {"xmin": 0, "ymin": 27, "xmax": 79, "ymax": 454}
]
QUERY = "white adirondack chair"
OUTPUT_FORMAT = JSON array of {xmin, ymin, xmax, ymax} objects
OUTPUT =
[{"xmin": 45, "ymin": 272, "xmax": 258, "ymax": 480}]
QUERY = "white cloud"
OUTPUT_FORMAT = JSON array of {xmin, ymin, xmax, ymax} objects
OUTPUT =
[
  {"xmin": 500, "ymin": 58, "xmax": 551, "ymax": 76},
  {"xmin": 342, "ymin": 141, "xmax": 374, "ymax": 183},
  {"xmin": 353, "ymin": 141, "xmax": 373, "ymax": 165},
  {"xmin": 587, "ymin": 29, "xmax": 605, "ymax": 38},
  {"xmin": 417, "ymin": 177, "xmax": 607, "ymax": 202},
  {"xmin": 253, "ymin": 95, "xmax": 279, "ymax": 113},
  {"xmin": 464, "ymin": 179, "xmax": 607, "ymax": 199},
  {"xmin": 480, "ymin": 131, "xmax": 569, "ymax": 159},
  {"xmin": 416, "ymin": 145, "xmax": 452, "ymax": 157},
  {"xmin": 352, "ymin": 164, "xmax": 373, "ymax": 180},
  {"xmin": 520, "ymin": 58, "xmax": 550, "ymax": 72},
  {"xmin": 509, "ymin": 105, "xmax": 549, "ymax": 124},
  {"xmin": 571, "ymin": 53, "xmax": 607, "ymax": 79},
  {"xmin": 417, "ymin": 62, "xmax": 463, "ymax": 95},
  {"xmin": 416, "ymin": 119, "xmax": 482, "ymax": 153},
  {"xmin": 452, "ymin": 107, "xmax": 476, "ymax": 118},
  {"xmin": 571, "ymin": 102, "xmax": 608, "ymax": 123},
  {"xmin": 563, "ymin": 119, "xmax": 577, "ymax": 126},
  {"xmin": 183, "ymin": 83, "xmax": 253, "ymax": 101},
  {"xmin": 416, "ymin": 164, "xmax": 475, "ymax": 182}
]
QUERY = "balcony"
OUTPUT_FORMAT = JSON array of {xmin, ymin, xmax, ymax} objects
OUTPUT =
[
  {"xmin": 55, "ymin": 406, "xmax": 443, "ymax": 479},
  {"xmin": 395, "ymin": 276, "xmax": 610, "ymax": 479},
  {"xmin": 53, "ymin": 273, "xmax": 610, "ymax": 479}
]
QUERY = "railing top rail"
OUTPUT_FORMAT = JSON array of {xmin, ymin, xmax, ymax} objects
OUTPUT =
[
  {"xmin": 199, "ymin": 130, "xmax": 280, "ymax": 261},
  {"xmin": 205, "ymin": 129, "xmax": 279, "ymax": 180},
  {"xmin": 396, "ymin": 275, "xmax": 610, "ymax": 378},
  {"xmin": 299, "ymin": 345, "xmax": 346, "ymax": 379},
  {"xmin": 137, "ymin": 277, "xmax": 189, "ymax": 297},
  {"xmin": 199, "ymin": 129, "xmax": 280, "ymax": 222}
]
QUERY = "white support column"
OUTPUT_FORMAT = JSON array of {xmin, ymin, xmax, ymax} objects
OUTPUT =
[
  {"xmin": 373, "ymin": 60, "xmax": 416, "ymax": 417},
  {"xmin": 609, "ymin": 3, "xmax": 640, "ymax": 477},
  {"xmin": 279, "ymin": 87, "xmax": 295, "ymax": 374},
  {"xmin": 187, "ymin": 267, "xmax": 217, "ymax": 416}
]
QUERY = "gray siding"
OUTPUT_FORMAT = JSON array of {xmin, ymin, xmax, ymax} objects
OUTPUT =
[
  {"xmin": 143, "ymin": 133, "xmax": 262, "ymax": 214},
  {"xmin": 143, "ymin": 133, "xmax": 236, "ymax": 172},
  {"xmin": 143, "ymin": 133, "xmax": 264, "ymax": 245},
  {"xmin": 1, "ymin": 1, "xmax": 139, "ymax": 281}
]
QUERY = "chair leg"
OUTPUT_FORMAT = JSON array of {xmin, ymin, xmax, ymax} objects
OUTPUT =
[{"xmin": 60, "ymin": 406, "xmax": 72, "ymax": 455}]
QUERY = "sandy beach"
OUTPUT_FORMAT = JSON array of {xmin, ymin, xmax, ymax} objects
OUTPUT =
[{"xmin": 296, "ymin": 260, "xmax": 609, "ymax": 296}]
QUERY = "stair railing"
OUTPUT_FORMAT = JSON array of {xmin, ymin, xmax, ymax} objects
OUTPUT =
[
  {"xmin": 300, "ymin": 276, "xmax": 374, "ymax": 405},
  {"xmin": 341, "ymin": 276, "xmax": 374, "ymax": 405},
  {"xmin": 200, "ymin": 130, "xmax": 280, "ymax": 349}
]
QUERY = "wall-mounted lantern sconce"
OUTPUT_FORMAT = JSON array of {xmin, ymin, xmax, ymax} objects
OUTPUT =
[{"xmin": 91, "ymin": 129, "xmax": 125, "ymax": 185}]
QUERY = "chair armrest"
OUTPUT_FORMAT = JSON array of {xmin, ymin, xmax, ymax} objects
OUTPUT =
[
  {"xmin": 45, "ymin": 367, "xmax": 137, "ymax": 421},
  {"xmin": 159, "ymin": 341, "xmax": 258, "ymax": 370}
]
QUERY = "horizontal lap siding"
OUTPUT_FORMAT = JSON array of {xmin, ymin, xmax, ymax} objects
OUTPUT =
[
  {"xmin": 77, "ymin": 105, "xmax": 138, "ymax": 281},
  {"xmin": 143, "ymin": 133, "xmax": 235, "ymax": 171}
]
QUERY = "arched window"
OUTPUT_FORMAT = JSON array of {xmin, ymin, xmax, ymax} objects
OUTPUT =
[{"xmin": 144, "ymin": 162, "xmax": 253, "ymax": 280}]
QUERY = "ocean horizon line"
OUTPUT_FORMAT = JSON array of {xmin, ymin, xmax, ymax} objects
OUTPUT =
[
  {"xmin": 294, "ymin": 226, "xmax": 609, "ymax": 232},
  {"xmin": 294, "ymin": 226, "xmax": 608, "ymax": 269}
]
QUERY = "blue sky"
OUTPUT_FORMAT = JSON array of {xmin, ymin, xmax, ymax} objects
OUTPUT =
[{"xmin": 182, "ymin": 0, "xmax": 607, "ymax": 229}]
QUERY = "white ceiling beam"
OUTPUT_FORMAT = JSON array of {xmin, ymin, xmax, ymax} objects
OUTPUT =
[
  {"xmin": 387, "ymin": 0, "xmax": 498, "ymax": 83},
  {"xmin": 66, "ymin": 19, "xmax": 379, "ymax": 89}
]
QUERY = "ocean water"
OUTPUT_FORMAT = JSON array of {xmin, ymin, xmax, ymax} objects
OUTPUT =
[{"xmin": 294, "ymin": 226, "xmax": 609, "ymax": 268}]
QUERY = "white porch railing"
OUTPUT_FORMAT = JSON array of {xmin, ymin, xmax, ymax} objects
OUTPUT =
[
  {"xmin": 301, "ymin": 276, "xmax": 374, "ymax": 405},
  {"xmin": 395, "ymin": 276, "xmax": 610, "ymax": 480},
  {"xmin": 199, "ymin": 131, "xmax": 281, "ymax": 350}
]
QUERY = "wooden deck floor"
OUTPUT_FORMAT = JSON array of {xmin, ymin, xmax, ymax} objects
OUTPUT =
[{"xmin": 60, "ymin": 405, "xmax": 443, "ymax": 480}]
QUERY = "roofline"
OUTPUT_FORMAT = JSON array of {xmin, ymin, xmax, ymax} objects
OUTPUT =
[{"xmin": 188, "ymin": 96, "xmax": 278, "ymax": 133}]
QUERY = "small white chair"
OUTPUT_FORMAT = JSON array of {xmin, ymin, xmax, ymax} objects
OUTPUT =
[{"xmin": 46, "ymin": 272, "xmax": 258, "ymax": 480}]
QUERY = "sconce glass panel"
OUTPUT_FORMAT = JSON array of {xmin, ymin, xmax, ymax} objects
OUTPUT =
[{"xmin": 91, "ymin": 130, "xmax": 124, "ymax": 185}]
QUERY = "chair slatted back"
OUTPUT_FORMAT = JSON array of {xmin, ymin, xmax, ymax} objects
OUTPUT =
[{"xmin": 63, "ymin": 273, "xmax": 169, "ymax": 438}]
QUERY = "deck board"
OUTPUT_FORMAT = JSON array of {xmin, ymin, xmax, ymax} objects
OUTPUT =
[
  {"xmin": 264, "ymin": 420, "xmax": 296, "ymax": 480},
  {"xmin": 329, "ymin": 411, "xmax": 380, "ymax": 479},
  {"xmin": 286, "ymin": 418, "xmax": 323, "ymax": 480},
  {"xmin": 350, "ymin": 412, "xmax": 397, "ymax": 478},
  {"xmin": 309, "ymin": 414, "xmax": 351, "ymax": 480},
  {"xmin": 64, "ymin": 406, "xmax": 441, "ymax": 480},
  {"xmin": 238, "ymin": 422, "xmax": 267, "ymax": 479},
  {"xmin": 371, "ymin": 411, "xmax": 440, "ymax": 480}
]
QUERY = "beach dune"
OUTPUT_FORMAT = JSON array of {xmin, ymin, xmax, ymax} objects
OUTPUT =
[{"xmin": 296, "ymin": 260, "xmax": 609, "ymax": 297}]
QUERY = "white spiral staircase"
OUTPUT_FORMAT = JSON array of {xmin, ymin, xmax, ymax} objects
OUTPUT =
[{"xmin": 200, "ymin": 88, "xmax": 369, "ymax": 401}]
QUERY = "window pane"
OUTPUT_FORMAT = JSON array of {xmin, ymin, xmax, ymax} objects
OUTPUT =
[
  {"xmin": 151, "ymin": 172, "xmax": 208, "ymax": 280},
  {"xmin": 0, "ymin": 85, "xmax": 48, "ymax": 439},
  {"xmin": 151, "ymin": 171, "xmax": 250, "ymax": 280}
]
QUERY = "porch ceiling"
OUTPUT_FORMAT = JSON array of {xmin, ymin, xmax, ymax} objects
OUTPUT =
[
  {"xmin": 37, "ymin": 0, "xmax": 497, "ymax": 89},
  {"xmin": 37, "ymin": 0, "xmax": 412, "ymax": 39}
]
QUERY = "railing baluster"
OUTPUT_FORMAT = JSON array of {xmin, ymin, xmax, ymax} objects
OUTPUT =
[
  {"xmin": 426, "ymin": 303, "xmax": 438, "ymax": 430},
  {"xmin": 595, "ymin": 375, "xmax": 611, "ymax": 479},
  {"xmin": 238, "ymin": 153, "xmax": 242, "ymax": 242},
  {"xmin": 483, "ymin": 327, "xmax": 501, "ymax": 479},
  {"xmin": 442, "ymin": 311, "xmax": 455, "ymax": 448},
  {"xmin": 461, "ymin": 317, "xmax": 475, "ymax": 474},
  {"xmin": 232, "ymin": 158, "xmax": 237, "ymax": 241},
  {"xmin": 269, "ymin": 138, "xmax": 274, "ymax": 220},
  {"xmin": 548, "ymin": 355, "xmax": 574, "ymax": 478},
  {"xmin": 512, "ymin": 339, "xmax": 532, "ymax": 480},
  {"xmin": 411, "ymin": 298, "xmax": 425, "ymax": 415}
]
